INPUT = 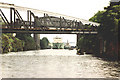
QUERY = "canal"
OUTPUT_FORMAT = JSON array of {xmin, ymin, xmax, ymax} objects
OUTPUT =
[{"xmin": 0, "ymin": 49, "xmax": 120, "ymax": 78}]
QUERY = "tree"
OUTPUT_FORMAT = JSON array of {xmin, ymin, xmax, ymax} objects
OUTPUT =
[
  {"xmin": 89, "ymin": 3, "xmax": 120, "ymax": 59},
  {"xmin": 78, "ymin": 34, "xmax": 99, "ymax": 53},
  {"xmin": 1, "ymin": 33, "xmax": 24, "ymax": 53},
  {"xmin": 1, "ymin": 34, "xmax": 12, "ymax": 53},
  {"xmin": 99, "ymin": 5, "xmax": 119, "ymax": 42},
  {"xmin": 89, "ymin": 11, "xmax": 105, "ymax": 23},
  {"xmin": 16, "ymin": 33, "xmax": 36, "ymax": 50},
  {"xmin": 89, "ymin": 4, "xmax": 120, "ymax": 43},
  {"xmin": 11, "ymin": 37, "xmax": 24, "ymax": 52},
  {"xmin": 77, "ymin": 11, "xmax": 104, "ymax": 53},
  {"xmin": 40, "ymin": 37, "xmax": 49, "ymax": 49}
]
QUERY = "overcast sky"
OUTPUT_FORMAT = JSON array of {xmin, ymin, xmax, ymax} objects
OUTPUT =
[
  {"xmin": 1, "ymin": 0, "xmax": 111, "ymax": 46},
  {"xmin": 1, "ymin": 0, "xmax": 110, "ymax": 20}
]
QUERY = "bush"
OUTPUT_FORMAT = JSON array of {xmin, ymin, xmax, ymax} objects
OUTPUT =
[
  {"xmin": 23, "ymin": 36, "xmax": 36, "ymax": 50},
  {"xmin": 1, "ymin": 33, "xmax": 24, "ymax": 53},
  {"xmin": 11, "ymin": 37, "xmax": 24, "ymax": 52},
  {"xmin": 40, "ymin": 37, "xmax": 49, "ymax": 49},
  {"xmin": 16, "ymin": 33, "xmax": 36, "ymax": 51},
  {"xmin": 2, "ymin": 34, "xmax": 12, "ymax": 53}
]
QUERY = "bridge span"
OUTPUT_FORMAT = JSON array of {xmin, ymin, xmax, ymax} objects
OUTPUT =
[
  {"xmin": 0, "ymin": 2, "xmax": 99, "ymax": 33},
  {"xmin": 0, "ymin": 2, "xmax": 99, "ymax": 49}
]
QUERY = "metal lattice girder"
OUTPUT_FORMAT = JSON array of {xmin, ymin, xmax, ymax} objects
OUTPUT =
[
  {"xmin": 33, "ymin": 13, "xmax": 84, "ymax": 29},
  {"xmin": 0, "ymin": 8, "xmax": 97, "ymax": 32},
  {"xmin": 0, "ymin": 2, "xmax": 100, "ymax": 26},
  {"xmin": 0, "ymin": 2, "xmax": 99, "ymax": 33},
  {"xmin": 10, "ymin": 8, "xmax": 30, "ymax": 28},
  {"xmin": 0, "ymin": 9, "xmax": 10, "ymax": 27}
]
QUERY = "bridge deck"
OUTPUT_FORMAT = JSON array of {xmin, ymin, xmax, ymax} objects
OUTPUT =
[
  {"xmin": 0, "ymin": 3, "xmax": 98, "ymax": 34},
  {"xmin": 1, "ymin": 27, "xmax": 97, "ymax": 34}
]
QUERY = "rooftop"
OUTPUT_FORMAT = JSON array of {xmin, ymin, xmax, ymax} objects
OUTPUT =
[
  {"xmin": 110, "ymin": 0, "xmax": 120, "ymax": 2},
  {"xmin": 54, "ymin": 36, "xmax": 62, "ymax": 39}
]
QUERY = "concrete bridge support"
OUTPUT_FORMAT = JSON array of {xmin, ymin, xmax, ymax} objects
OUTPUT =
[
  {"xmin": 76, "ymin": 33, "xmax": 80, "ymax": 49},
  {"xmin": 34, "ymin": 34, "xmax": 40, "ymax": 50}
]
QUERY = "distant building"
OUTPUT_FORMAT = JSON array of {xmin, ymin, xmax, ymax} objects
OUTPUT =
[
  {"xmin": 52, "ymin": 36, "xmax": 64, "ymax": 49},
  {"xmin": 110, "ymin": 0, "xmax": 120, "ymax": 2},
  {"xmin": 104, "ymin": 0, "xmax": 120, "ymax": 10},
  {"xmin": 110, "ymin": 0, "xmax": 120, "ymax": 6},
  {"xmin": 53, "ymin": 36, "xmax": 63, "ymax": 43}
]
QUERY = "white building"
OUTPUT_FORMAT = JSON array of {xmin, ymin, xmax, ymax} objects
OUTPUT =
[
  {"xmin": 53, "ymin": 36, "xmax": 63, "ymax": 43},
  {"xmin": 53, "ymin": 36, "xmax": 64, "ymax": 49}
]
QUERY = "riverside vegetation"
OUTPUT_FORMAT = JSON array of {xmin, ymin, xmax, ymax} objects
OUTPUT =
[
  {"xmin": 1, "ymin": 33, "xmax": 36, "ymax": 53},
  {"xmin": 77, "ymin": 2, "xmax": 120, "ymax": 60},
  {"xmin": 1, "ymin": 33, "xmax": 24, "ymax": 53},
  {"xmin": 1, "ymin": 33, "xmax": 50, "ymax": 53},
  {"xmin": 1, "ymin": 1, "xmax": 119, "ymax": 58}
]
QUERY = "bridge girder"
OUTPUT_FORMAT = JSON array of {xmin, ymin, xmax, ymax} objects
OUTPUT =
[
  {"xmin": 0, "ymin": 6, "xmax": 98, "ymax": 33},
  {"xmin": 0, "ymin": 2, "xmax": 100, "ymax": 26}
]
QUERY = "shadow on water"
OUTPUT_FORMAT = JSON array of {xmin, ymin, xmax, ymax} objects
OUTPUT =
[
  {"xmin": 88, "ymin": 54, "xmax": 120, "ymax": 78},
  {"xmin": 91, "ymin": 53, "xmax": 120, "ymax": 62}
]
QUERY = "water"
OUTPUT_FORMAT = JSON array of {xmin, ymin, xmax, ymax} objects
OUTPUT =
[{"xmin": 0, "ymin": 49, "xmax": 120, "ymax": 78}]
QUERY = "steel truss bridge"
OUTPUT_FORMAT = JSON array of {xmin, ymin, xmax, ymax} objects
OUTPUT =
[{"xmin": 0, "ymin": 2, "xmax": 99, "ymax": 34}]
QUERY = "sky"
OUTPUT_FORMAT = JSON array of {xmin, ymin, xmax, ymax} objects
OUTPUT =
[
  {"xmin": 1, "ymin": 0, "xmax": 110, "ymax": 20},
  {"xmin": 0, "ymin": 0, "xmax": 111, "ymax": 46}
]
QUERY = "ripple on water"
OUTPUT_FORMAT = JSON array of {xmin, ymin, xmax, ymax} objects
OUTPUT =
[{"xmin": 0, "ymin": 49, "xmax": 120, "ymax": 78}]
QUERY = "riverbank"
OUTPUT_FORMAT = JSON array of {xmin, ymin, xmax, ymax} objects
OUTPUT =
[{"xmin": 1, "ymin": 33, "xmax": 37, "ymax": 54}]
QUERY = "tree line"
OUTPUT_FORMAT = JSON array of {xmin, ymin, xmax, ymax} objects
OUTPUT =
[
  {"xmin": 1, "ymin": 32, "xmax": 50, "ymax": 53},
  {"xmin": 78, "ymin": 2, "xmax": 120, "ymax": 60},
  {"xmin": 1, "ymin": 33, "xmax": 36, "ymax": 53}
]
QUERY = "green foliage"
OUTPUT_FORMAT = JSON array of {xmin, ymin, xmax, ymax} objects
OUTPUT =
[
  {"xmin": 16, "ymin": 33, "xmax": 36, "ymax": 50},
  {"xmin": 23, "ymin": 36, "xmax": 36, "ymax": 50},
  {"xmin": 16, "ymin": 33, "xmax": 31, "ymax": 40},
  {"xmin": 1, "ymin": 34, "xmax": 12, "ymax": 53},
  {"xmin": 1, "ymin": 33, "xmax": 24, "ymax": 53},
  {"xmin": 99, "ymin": 5, "xmax": 120, "ymax": 42},
  {"xmin": 87, "ymin": 3, "xmax": 120, "ymax": 56},
  {"xmin": 78, "ymin": 35, "xmax": 99, "ymax": 53},
  {"xmin": 89, "ymin": 4, "xmax": 120, "ymax": 43},
  {"xmin": 40, "ymin": 37, "xmax": 49, "ymax": 49},
  {"xmin": 11, "ymin": 37, "xmax": 24, "ymax": 52},
  {"xmin": 89, "ymin": 11, "xmax": 105, "ymax": 23},
  {"xmin": 1, "ymin": 33, "xmax": 36, "ymax": 53},
  {"xmin": 78, "ymin": 11, "xmax": 105, "ymax": 53}
]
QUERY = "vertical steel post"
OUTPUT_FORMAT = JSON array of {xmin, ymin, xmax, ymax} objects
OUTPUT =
[
  {"xmin": 75, "ymin": 20, "xmax": 77, "ymax": 29},
  {"xmin": 43, "ymin": 13, "xmax": 46, "ymax": 30},
  {"xmin": 72, "ymin": 20, "xmax": 75, "ymax": 30},
  {"xmin": 27, "ymin": 10, "xmax": 29, "ymax": 22},
  {"xmin": 14, "ymin": 8, "xmax": 15, "ymax": 28},
  {"xmin": 10, "ymin": 8, "xmax": 13, "ymax": 28},
  {"xmin": 30, "ymin": 11, "xmax": 32, "ymax": 28},
  {"xmin": 60, "ymin": 16, "xmax": 62, "ymax": 30},
  {"xmin": 27, "ymin": 10, "xmax": 30, "ymax": 28}
]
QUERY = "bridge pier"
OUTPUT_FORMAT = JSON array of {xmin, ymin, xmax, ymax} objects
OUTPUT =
[
  {"xmin": 34, "ymin": 34, "xmax": 40, "ymax": 50},
  {"xmin": 76, "ymin": 33, "xmax": 80, "ymax": 49}
]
